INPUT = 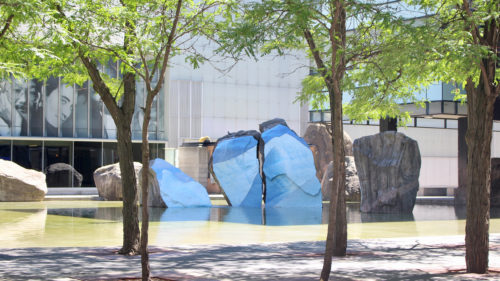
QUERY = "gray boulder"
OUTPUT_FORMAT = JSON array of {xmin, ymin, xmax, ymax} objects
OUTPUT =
[
  {"xmin": 303, "ymin": 123, "xmax": 353, "ymax": 181},
  {"xmin": 0, "ymin": 159, "xmax": 47, "ymax": 201},
  {"xmin": 353, "ymin": 132, "xmax": 421, "ymax": 213},
  {"xmin": 93, "ymin": 162, "xmax": 142, "ymax": 201},
  {"xmin": 321, "ymin": 157, "xmax": 361, "ymax": 202},
  {"xmin": 45, "ymin": 163, "xmax": 83, "ymax": 187}
]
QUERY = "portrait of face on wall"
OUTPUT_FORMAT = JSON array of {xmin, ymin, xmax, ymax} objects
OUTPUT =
[
  {"xmin": 44, "ymin": 77, "xmax": 74, "ymax": 137},
  {"xmin": 0, "ymin": 77, "xmax": 42, "ymax": 136}
]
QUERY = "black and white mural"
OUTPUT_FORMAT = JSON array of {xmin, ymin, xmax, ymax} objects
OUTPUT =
[{"xmin": 0, "ymin": 76, "xmax": 164, "ymax": 139}]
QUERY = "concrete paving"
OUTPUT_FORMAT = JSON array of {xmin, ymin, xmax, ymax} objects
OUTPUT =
[{"xmin": 1, "ymin": 234, "xmax": 499, "ymax": 280}]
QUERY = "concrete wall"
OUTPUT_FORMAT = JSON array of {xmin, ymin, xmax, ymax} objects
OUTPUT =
[{"xmin": 167, "ymin": 51, "xmax": 309, "ymax": 147}]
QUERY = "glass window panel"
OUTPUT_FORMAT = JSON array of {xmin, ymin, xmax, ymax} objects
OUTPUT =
[
  {"xmin": 75, "ymin": 82, "xmax": 89, "ymax": 137},
  {"xmin": 132, "ymin": 80, "xmax": 145, "ymax": 140},
  {"xmin": 74, "ymin": 142, "xmax": 101, "ymax": 187},
  {"xmin": 103, "ymin": 107, "xmax": 116, "ymax": 139},
  {"xmin": 44, "ymin": 141, "xmax": 73, "ymax": 187},
  {"xmin": 90, "ymin": 88, "xmax": 103, "ymax": 138},
  {"xmin": 0, "ymin": 140, "xmax": 11, "ymax": 160},
  {"xmin": 158, "ymin": 86, "xmax": 165, "ymax": 140},
  {"xmin": 103, "ymin": 142, "xmax": 118, "ymax": 165},
  {"xmin": 12, "ymin": 140, "xmax": 42, "ymax": 171},
  {"xmin": 148, "ymin": 96, "xmax": 158, "ymax": 140},
  {"xmin": 60, "ymin": 82, "xmax": 75, "ymax": 137},
  {"xmin": 30, "ymin": 79, "xmax": 44, "ymax": 136},
  {"xmin": 45, "ymin": 77, "xmax": 60, "ymax": 137},
  {"xmin": 132, "ymin": 143, "xmax": 142, "ymax": 162},
  {"xmin": 157, "ymin": 143, "xmax": 165, "ymax": 159},
  {"xmin": 426, "ymin": 82, "xmax": 443, "ymax": 101}
]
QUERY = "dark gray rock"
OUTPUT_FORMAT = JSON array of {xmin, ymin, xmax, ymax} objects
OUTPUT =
[
  {"xmin": 0, "ymin": 159, "xmax": 47, "ymax": 201},
  {"xmin": 353, "ymin": 131, "xmax": 421, "ymax": 213},
  {"xmin": 321, "ymin": 157, "xmax": 360, "ymax": 202},
  {"xmin": 303, "ymin": 123, "xmax": 353, "ymax": 181},
  {"xmin": 45, "ymin": 163, "xmax": 83, "ymax": 187}
]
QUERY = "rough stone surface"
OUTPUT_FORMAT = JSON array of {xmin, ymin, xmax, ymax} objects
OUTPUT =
[
  {"xmin": 146, "ymin": 158, "xmax": 211, "ymax": 207},
  {"xmin": 302, "ymin": 123, "xmax": 353, "ymax": 181},
  {"xmin": 491, "ymin": 158, "xmax": 500, "ymax": 207},
  {"xmin": 93, "ymin": 162, "xmax": 142, "ymax": 201},
  {"xmin": 210, "ymin": 130, "xmax": 263, "ymax": 207},
  {"xmin": 0, "ymin": 159, "xmax": 47, "ymax": 201},
  {"xmin": 260, "ymin": 120, "xmax": 321, "ymax": 208},
  {"xmin": 321, "ymin": 157, "xmax": 361, "ymax": 202},
  {"xmin": 353, "ymin": 131, "xmax": 421, "ymax": 213},
  {"xmin": 45, "ymin": 163, "xmax": 83, "ymax": 187}
]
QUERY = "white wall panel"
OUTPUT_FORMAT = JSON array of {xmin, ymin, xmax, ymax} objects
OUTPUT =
[{"xmin": 419, "ymin": 157, "xmax": 458, "ymax": 187}]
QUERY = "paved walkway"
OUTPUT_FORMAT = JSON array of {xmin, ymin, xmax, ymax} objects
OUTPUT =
[{"xmin": 1, "ymin": 235, "xmax": 499, "ymax": 281}]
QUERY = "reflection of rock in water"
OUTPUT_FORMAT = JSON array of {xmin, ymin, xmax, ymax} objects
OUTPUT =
[
  {"xmin": 360, "ymin": 212, "xmax": 415, "ymax": 223},
  {"xmin": 219, "ymin": 207, "xmax": 263, "ymax": 225},
  {"xmin": 48, "ymin": 207, "xmax": 123, "ymax": 221},
  {"xmin": 2, "ymin": 208, "xmax": 47, "ymax": 244},
  {"xmin": 264, "ymin": 207, "xmax": 322, "ymax": 226}
]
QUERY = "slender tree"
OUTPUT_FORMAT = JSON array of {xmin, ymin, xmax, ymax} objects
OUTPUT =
[
  {"xmin": 217, "ymin": 1, "xmax": 425, "ymax": 280},
  {"xmin": 407, "ymin": 0, "xmax": 499, "ymax": 273}
]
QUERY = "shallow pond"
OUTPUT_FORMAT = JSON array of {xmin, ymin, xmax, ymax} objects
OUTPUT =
[{"xmin": 1, "ymin": 200, "xmax": 499, "ymax": 248}]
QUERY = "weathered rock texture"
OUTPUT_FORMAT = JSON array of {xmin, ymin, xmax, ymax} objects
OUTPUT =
[
  {"xmin": 321, "ymin": 157, "xmax": 361, "ymax": 202},
  {"xmin": 353, "ymin": 132, "xmax": 421, "ymax": 213},
  {"xmin": 45, "ymin": 163, "xmax": 83, "ymax": 187},
  {"xmin": 0, "ymin": 159, "xmax": 47, "ymax": 201},
  {"xmin": 490, "ymin": 158, "xmax": 500, "ymax": 207},
  {"xmin": 93, "ymin": 162, "xmax": 142, "ymax": 201},
  {"xmin": 302, "ymin": 123, "xmax": 353, "ymax": 181}
]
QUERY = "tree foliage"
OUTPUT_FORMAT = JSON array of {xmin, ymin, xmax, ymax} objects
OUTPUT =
[
  {"xmin": 217, "ymin": 1, "xmax": 437, "ymax": 280},
  {"xmin": 407, "ymin": 0, "xmax": 499, "ymax": 273}
]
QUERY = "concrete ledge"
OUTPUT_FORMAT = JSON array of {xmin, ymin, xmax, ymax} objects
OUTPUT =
[
  {"xmin": 416, "ymin": 196, "xmax": 455, "ymax": 205},
  {"xmin": 47, "ymin": 187, "xmax": 98, "ymax": 196}
]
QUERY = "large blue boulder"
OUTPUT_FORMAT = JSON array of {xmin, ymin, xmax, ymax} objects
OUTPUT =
[
  {"xmin": 260, "ymin": 119, "xmax": 321, "ymax": 207},
  {"xmin": 210, "ymin": 130, "xmax": 263, "ymax": 207},
  {"xmin": 149, "ymin": 158, "xmax": 211, "ymax": 207}
]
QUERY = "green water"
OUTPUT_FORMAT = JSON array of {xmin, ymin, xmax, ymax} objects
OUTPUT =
[{"xmin": 1, "ymin": 200, "xmax": 499, "ymax": 248}]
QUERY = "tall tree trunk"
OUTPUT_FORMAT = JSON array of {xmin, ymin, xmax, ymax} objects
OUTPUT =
[
  {"xmin": 464, "ymin": 78, "xmax": 494, "ymax": 273},
  {"xmin": 140, "ymin": 99, "xmax": 153, "ymax": 280},
  {"xmin": 117, "ymin": 72, "xmax": 140, "ymax": 255}
]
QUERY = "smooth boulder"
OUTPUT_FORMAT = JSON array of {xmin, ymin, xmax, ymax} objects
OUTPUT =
[
  {"xmin": 93, "ymin": 162, "xmax": 142, "ymax": 201},
  {"xmin": 45, "ymin": 163, "xmax": 83, "ymax": 187},
  {"xmin": 302, "ymin": 123, "xmax": 353, "ymax": 181},
  {"xmin": 321, "ymin": 157, "xmax": 361, "ymax": 202},
  {"xmin": 0, "ymin": 159, "xmax": 47, "ymax": 201},
  {"xmin": 146, "ymin": 158, "xmax": 211, "ymax": 207},
  {"xmin": 210, "ymin": 130, "xmax": 263, "ymax": 207},
  {"xmin": 353, "ymin": 131, "xmax": 421, "ymax": 213},
  {"xmin": 260, "ymin": 118, "xmax": 321, "ymax": 208}
]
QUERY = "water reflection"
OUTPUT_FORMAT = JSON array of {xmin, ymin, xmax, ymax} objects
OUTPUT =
[{"xmin": 32, "ymin": 203, "xmax": 500, "ymax": 226}]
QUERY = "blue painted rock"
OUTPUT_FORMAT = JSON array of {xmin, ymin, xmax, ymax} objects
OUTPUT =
[
  {"xmin": 210, "ymin": 130, "xmax": 263, "ymax": 207},
  {"xmin": 260, "ymin": 118, "xmax": 322, "ymax": 208},
  {"xmin": 146, "ymin": 158, "xmax": 211, "ymax": 207}
]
